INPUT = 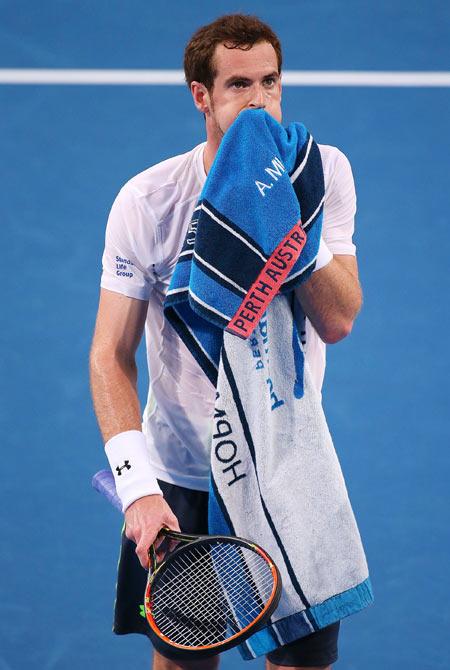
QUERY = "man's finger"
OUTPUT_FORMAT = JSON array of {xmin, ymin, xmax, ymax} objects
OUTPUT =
[
  {"xmin": 135, "ymin": 528, "xmax": 161, "ymax": 568},
  {"xmin": 154, "ymin": 535, "xmax": 165, "ymax": 551},
  {"xmin": 124, "ymin": 525, "xmax": 135, "ymax": 542},
  {"xmin": 136, "ymin": 539, "xmax": 151, "ymax": 569},
  {"xmin": 167, "ymin": 515, "xmax": 181, "ymax": 533},
  {"xmin": 163, "ymin": 517, "xmax": 181, "ymax": 553},
  {"xmin": 155, "ymin": 547, "xmax": 166, "ymax": 563}
]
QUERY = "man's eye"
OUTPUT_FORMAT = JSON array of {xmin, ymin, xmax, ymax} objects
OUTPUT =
[
  {"xmin": 264, "ymin": 78, "xmax": 276, "ymax": 87},
  {"xmin": 232, "ymin": 81, "xmax": 247, "ymax": 89}
]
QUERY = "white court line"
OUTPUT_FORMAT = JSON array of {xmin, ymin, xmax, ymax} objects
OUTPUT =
[
  {"xmin": 0, "ymin": 69, "xmax": 449, "ymax": 86},
  {"xmin": 283, "ymin": 70, "xmax": 450, "ymax": 86}
]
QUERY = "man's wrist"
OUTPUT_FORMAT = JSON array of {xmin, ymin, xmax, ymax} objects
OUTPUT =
[
  {"xmin": 105, "ymin": 430, "xmax": 162, "ymax": 512},
  {"xmin": 313, "ymin": 238, "xmax": 333, "ymax": 272}
]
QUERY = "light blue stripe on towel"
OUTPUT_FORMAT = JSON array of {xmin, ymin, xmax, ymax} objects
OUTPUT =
[
  {"xmin": 189, "ymin": 263, "xmax": 244, "ymax": 321},
  {"xmin": 238, "ymin": 578, "xmax": 374, "ymax": 660},
  {"xmin": 309, "ymin": 577, "xmax": 374, "ymax": 628},
  {"xmin": 241, "ymin": 627, "xmax": 281, "ymax": 659}
]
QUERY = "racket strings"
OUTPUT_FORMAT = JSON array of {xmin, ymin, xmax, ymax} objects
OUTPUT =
[
  {"xmin": 159, "ymin": 543, "xmax": 270, "ymax": 595},
  {"xmin": 155, "ymin": 544, "xmax": 271, "ymax": 617},
  {"xmin": 152, "ymin": 551, "xmax": 262, "ymax": 646},
  {"xmin": 155, "ymin": 561, "xmax": 271, "ymax": 646},
  {"xmin": 148, "ymin": 541, "xmax": 275, "ymax": 647}
]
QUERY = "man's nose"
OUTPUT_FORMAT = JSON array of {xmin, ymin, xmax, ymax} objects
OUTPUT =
[{"xmin": 248, "ymin": 85, "xmax": 266, "ymax": 109}]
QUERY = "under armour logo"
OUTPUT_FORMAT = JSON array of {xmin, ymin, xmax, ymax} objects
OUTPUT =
[{"xmin": 116, "ymin": 460, "xmax": 131, "ymax": 476}]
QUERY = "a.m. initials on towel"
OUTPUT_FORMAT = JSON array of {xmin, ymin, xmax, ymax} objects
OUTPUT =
[
  {"xmin": 226, "ymin": 222, "xmax": 307, "ymax": 339},
  {"xmin": 255, "ymin": 156, "xmax": 285, "ymax": 197}
]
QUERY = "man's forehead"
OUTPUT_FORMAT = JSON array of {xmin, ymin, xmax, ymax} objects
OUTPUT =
[{"xmin": 212, "ymin": 41, "xmax": 279, "ymax": 78}]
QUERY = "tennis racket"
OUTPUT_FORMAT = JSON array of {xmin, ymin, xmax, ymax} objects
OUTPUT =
[{"xmin": 92, "ymin": 469, "xmax": 282, "ymax": 658}]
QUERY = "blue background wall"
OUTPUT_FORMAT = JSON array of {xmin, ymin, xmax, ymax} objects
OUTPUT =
[{"xmin": 1, "ymin": 2, "xmax": 449, "ymax": 668}]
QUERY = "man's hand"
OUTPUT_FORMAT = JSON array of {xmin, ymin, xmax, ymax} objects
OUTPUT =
[{"xmin": 124, "ymin": 494, "xmax": 181, "ymax": 569}]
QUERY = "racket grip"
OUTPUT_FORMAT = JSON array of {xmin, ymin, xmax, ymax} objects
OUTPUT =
[{"xmin": 92, "ymin": 468, "xmax": 123, "ymax": 512}]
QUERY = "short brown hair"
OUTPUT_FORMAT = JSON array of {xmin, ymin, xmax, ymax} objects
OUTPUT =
[{"xmin": 184, "ymin": 14, "xmax": 282, "ymax": 90}]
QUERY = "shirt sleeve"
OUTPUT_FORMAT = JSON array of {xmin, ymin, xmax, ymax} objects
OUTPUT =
[
  {"xmin": 100, "ymin": 186, "xmax": 159, "ymax": 300},
  {"xmin": 322, "ymin": 149, "xmax": 357, "ymax": 256}
]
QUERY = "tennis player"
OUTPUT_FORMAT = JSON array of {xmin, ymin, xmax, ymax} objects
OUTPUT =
[{"xmin": 90, "ymin": 14, "xmax": 362, "ymax": 670}]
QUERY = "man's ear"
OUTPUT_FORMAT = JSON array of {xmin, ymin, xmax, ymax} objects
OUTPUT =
[{"xmin": 191, "ymin": 81, "xmax": 210, "ymax": 114}]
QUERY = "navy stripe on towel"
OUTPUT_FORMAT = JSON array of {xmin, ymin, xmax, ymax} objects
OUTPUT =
[
  {"xmin": 193, "ymin": 254, "xmax": 246, "ymax": 298},
  {"xmin": 202, "ymin": 200, "xmax": 267, "ymax": 258},
  {"xmin": 291, "ymin": 142, "xmax": 324, "ymax": 230},
  {"xmin": 289, "ymin": 132, "xmax": 311, "ymax": 179},
  {"xmin": 222, "ymin": 346, "xmax": 310, "ymax": 609},
  {"xmin": 167, "ymin": 308, "xmax": 218, "ymax": 386},
  {"xmin": 196, "ymin": 201, "xmax": 267, "ymax": 291}
]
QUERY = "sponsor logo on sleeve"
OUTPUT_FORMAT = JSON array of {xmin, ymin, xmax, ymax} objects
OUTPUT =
[{"xmin": 116, "ymin": 255, "xmax": 134, "ymax": 278}]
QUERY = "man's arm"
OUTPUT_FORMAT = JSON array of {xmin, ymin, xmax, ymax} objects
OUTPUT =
[
  {"xmin": 90, "ymin": 288, "xmax": 180, "ymax": 567},
  {"xmin": 90, "ymin": 288, "xmax": 146, "ymax": 441},
  {"xmin": 295, "ymin": 254, "xmax": 362, "ymax": 344}
]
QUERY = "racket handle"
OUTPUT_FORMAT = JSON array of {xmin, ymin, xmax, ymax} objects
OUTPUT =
[
  {"xmin": 146, "ymin": 528, "xmax": 192, "ymax": 573},
  {"xmin": 92, "ymin": 469, "xmax": 123, "ymax": 512}
]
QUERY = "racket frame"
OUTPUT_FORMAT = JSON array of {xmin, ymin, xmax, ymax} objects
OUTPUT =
[{"xmin": 144, "ymin": 530, "xmax": 281, "ymax": 658}]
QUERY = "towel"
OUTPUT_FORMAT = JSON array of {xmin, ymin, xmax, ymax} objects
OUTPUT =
[
  {"xmin": 165, "ymin": 109, "xmax": 324, "ymax": 384},
  {"xmin": 164, "ymin": 109, "xmax": 373, "ymax": 659}
]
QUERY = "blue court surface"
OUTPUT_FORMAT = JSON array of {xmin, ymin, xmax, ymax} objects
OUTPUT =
[{"xmin": 1, "ymin": 2, "xmax": 449, "ymax": 669}]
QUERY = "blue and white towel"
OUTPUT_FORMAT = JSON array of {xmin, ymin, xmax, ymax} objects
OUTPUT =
[{"xmin": 164, "ymin": 109, "xmax": 373, "ymax": 659}]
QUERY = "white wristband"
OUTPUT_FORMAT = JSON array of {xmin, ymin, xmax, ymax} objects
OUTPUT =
[
  {"xmin": 105, "ymin": 430, "xmax": 162, "ymax": 512},
  {"xmin": 313, "ymin": 238, "xmax": 333, "ymax": 272}
]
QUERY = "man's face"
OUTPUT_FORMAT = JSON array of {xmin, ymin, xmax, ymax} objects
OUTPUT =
[{"xmin": 200, "ymin": 41, "xmax": 282, "ymax": 142}]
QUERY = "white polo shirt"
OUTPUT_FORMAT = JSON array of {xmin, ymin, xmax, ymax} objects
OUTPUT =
[{"xmin": 100, "ymin": 142, "xmax": 357, "ymax": 491}]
